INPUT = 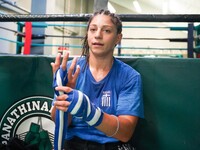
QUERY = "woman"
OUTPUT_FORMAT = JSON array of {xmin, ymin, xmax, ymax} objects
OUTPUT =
[{"xmin": 51, "ymin": 9, "xmax": 144, "ymax": 150}]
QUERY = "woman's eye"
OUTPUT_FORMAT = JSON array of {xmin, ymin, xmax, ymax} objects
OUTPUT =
[
  {"xmin": 104, "ymin": 29, "xmax": 111, "ymax": 33},
  {"xmin": 90, "ymin": 28, "xmax": 96, "ymax": 32}
]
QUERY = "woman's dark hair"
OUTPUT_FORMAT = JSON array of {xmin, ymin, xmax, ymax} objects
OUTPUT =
[{"xmin": 81, "ymin": 9, "xmax": 122, "ymax": 61}]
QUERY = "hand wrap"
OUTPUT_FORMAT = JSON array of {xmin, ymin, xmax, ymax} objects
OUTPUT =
[
  {"xmin": 67, "ymin": 90, "xmax": 104, "ymax": 127},
  {"xmin": 53, "ymin": 68, "xmax": 68, "ymax": 95},
  {"xmin": 53, "ymin": 66, "xmax": 68, "ymax": 150}
]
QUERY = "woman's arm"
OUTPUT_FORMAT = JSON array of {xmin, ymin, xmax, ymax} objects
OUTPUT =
[
  {"xmin": 97, "ymin": 114, "xmax": 138, "ymax": 142},
  {"xmin": 53, "ymin": 86, "xmax": 140, "ymax": 142}
]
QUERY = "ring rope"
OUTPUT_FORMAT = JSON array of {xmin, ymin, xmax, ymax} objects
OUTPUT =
[
  {"xmin": 0, "ymin": 14, "xmax": 200, "ymax": 22},
  {"xmin": 0, "ymin": 37, "xmax": 189, "ymax": 50}
]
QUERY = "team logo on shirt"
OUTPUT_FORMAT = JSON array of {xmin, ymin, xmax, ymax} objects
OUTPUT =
[
  {"xmin": 101, "ymin": 91, "xmax": 111, "ymax": 107},
  {"xmin": 0, "ymin": 96, "xmax": 54, "ymax": 145}
]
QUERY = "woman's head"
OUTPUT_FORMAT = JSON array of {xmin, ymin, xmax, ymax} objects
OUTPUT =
[
  {"xmin": 90, "ymin": 10, "xmax": 122, "ymax": 34},
  {"xmin": 82, "ymin": 9, "xmax": 122, "ymax": 58}
]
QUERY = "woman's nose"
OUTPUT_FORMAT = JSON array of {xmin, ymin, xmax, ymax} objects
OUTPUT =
[{"xmin": 95, "ymin": 29, "xmax": 102, "ymax": 39}]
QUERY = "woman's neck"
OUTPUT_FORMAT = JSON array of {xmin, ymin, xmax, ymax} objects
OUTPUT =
[
  {"xmin": 89, "ymin": 54, "xmax": 113, "ymax": 71},
  {"xmin": 88, "ymin": 55, "xmax": 114, "ymax": 82}
]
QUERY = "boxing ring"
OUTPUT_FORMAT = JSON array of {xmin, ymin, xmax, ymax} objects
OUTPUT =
[
  {"xmin": 0, "ymin": 14, "xmax": 200, "ymax": 57},
  {"xmin": 0, "ymin": 14, "xmax": 200, "ymax": 150}
]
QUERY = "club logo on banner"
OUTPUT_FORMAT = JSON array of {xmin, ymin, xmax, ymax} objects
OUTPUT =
[{"xmin": 0, "ymin": 96, "xmax": 55, "ymax": 145}]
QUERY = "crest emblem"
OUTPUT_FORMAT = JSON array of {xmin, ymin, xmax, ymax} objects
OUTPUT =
[{"xmin": 0, "ymin": 96, "xmax": 55, "ymax": 146}]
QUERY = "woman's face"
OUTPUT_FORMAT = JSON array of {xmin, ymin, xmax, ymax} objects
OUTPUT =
[{"xmin": 87, "ymin": 14, "xmax": 122, "ymax": 57}]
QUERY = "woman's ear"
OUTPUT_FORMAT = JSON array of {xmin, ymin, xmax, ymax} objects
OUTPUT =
[{"xmin": 116, "ymin": 33, "xmax": 122, "ymax": 45}]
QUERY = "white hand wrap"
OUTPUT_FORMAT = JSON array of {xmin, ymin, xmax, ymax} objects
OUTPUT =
[{"xmin": 67, "ymin": 90, "xmax": 104, "ymax": 127}]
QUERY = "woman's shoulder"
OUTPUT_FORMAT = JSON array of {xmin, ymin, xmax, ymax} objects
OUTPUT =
[
  {"xmin": 114, "ymin": 58, "xmax": 140, "ymax": 77},
  {"xmin": 77, "ymin": 56, "xmax": 87, "ymax": 64}
]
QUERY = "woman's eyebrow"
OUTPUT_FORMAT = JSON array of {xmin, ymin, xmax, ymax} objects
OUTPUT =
[{"xmin": 89, "ymin": 24, "xmax": 113, "ymax": 28}]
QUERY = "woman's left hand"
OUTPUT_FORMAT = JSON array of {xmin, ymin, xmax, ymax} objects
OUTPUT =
[{"xmin": 51, "ymin": 52, "xmax": 80, "ymax": 88}]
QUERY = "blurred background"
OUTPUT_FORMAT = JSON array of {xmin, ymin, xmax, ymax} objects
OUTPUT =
[{"xmin": 0, "ymin": 0, "xmax": 200, "ymax": 58}]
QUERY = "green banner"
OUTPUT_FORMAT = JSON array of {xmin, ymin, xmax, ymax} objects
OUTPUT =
[
  {"xmin": 0, "ymin": 55, "xmax": 200, "ymax": 150},
  {"xmin": 0, "ymin": 55, "xmax": 54, "ymax": 148}
]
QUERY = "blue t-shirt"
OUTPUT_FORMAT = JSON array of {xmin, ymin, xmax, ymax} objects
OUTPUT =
[{"xmin": 54, "ymin": 57, "xmax": 144, "ymax": 144}]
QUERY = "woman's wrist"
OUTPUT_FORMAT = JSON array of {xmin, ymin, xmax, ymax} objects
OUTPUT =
[{"xmin": 107, "ymin": 115, "xmax": 120, "ymax": 137}]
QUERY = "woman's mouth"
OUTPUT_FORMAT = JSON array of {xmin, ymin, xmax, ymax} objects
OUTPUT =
[{"xmin": 92, "ymin": 42, "xmax": 104, "ymax": 46}]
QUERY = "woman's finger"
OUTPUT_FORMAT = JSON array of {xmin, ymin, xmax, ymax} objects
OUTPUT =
[
  {"xmin": 61, "ymin": 52, "xmax": 69, "ymax": 70},
  {"xmin": 55, "ymin": 86, "xmax": 72, "ymax": 93},
  {"xmin": 54, "ymin": 100, "xmax": 70, "ymax": 112},
  {"xmin": 68, "ymin": 57, "xmax": 78, "ymax": 77},
  {"xmin": 55, "ymin": 105, "xmax": 68, "ymax": 112},
  {"xmin": 56, "ymin": 94, "xmax": 68, "ymax": 101},
  {"xmin": 73, "ymin": 65, "xmax": 81, "ymax": 81},
  {"xmin": 55, "ymin": 53, "xmax": 61, "ymax": 67},
  {"xmin": 51, "ymin": 53, "xmax": 62, "ymax": 73}
]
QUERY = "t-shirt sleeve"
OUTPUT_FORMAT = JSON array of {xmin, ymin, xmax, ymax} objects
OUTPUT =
[{"xmin": 116, "ymin": 72, "xmax": 144, "ymax": 118}]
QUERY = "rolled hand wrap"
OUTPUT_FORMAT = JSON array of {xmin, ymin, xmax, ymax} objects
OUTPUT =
[
  {"xmin": 53, "ymin": 67, "xmax": 68, "ymax": 95},
  {"xmin": 66, "ymin": 90, "xmax": 104, "ymax": 127},
  {"xmin": 53, "ymin": 66, "xmax": 68, "ymax": 150}
]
